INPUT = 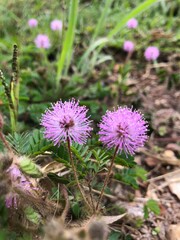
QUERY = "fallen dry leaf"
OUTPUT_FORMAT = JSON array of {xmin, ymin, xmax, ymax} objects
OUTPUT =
[
  {"xmin": 168, "ymin": 224, "xmax": 180, "ymax": 240},
  {"xmin": 98, "ymin": 213, "xmax": 127, "ymax": 225},
  {"xmin": 165, "ymin": 170, "xmax": 180, "ymax": 200}
]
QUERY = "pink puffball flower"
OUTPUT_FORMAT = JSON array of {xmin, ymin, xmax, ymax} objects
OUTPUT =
[
  {"xmin": 50, "ymin": 19, "xmax": 63, "ymax": 31},
  {"xmin": 99, "ymin": 107, "xmax": 148, "ymax": 156},
  {"xmin": 28, "ymin": 18, "xmax": 38, "ymax": 28},
  {"xmin": 34, "ymin": 34, "xmax": 51, "ymax": 49},
  {"xmin": 127, "ymin": 18, "xmax": 138, "ymax": 29},
  {"xmin": 123, "ymin": 40, "xmax": 135, "ymax": 52},
  {"xmin": 41, "ymin": 99, "xmax": 92, "ymax": 146},
  {"xmin": 144, "ymin": 46, "xmax": 160, "ymax": 61}
]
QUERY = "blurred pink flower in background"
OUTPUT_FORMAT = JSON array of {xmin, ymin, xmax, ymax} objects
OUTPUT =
[
  {"xmin": 28, "ymin": 18, "xmax": 38, "ymax": 28},
  {"xmin": 123, "ymin": 40, "xmax": 134, "ymax": 52},
  {"xmin": 144, "ymin": 46, "xmax": 160, "ymax": 61},
  {"xmin": 34, "ymin": 34, "xmax": 51, "ymax": 49},
  {"xmin": 50, "ymin": 19, "xmax": 63, "ymax": 31},
  {"xmin": 127, "ymin": 18, "xmax": 138, "ymax": 29}
]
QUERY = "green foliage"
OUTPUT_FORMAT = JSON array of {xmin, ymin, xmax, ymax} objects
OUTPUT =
[
  {"xmin": 115, "ymin": 153, "xmax": 136, "ymax": 168},
  {"xmin": 47, "ymin": 173, "xmax": 70, "ymax": 185},
  {"xmin": 56, "ymin": 0, "xmax": 79, "ymax": 85},
  {"xmin": 6, "ymin": 132, "xmax": 30, "ymax": 154},
  {"xmin": 6, "ymin": 129, "xmax": 52, "ymax": 156},
  {"xmin": 109, "ymin": 231, "xmax": 122, "ymax": 240},
  {"xmin": 27, "ymin": 129, "xmax": 52, "ymax": 155},
  {"xmin": 71, "ymin": 143, "xmax": 92, "ymax": 164},
  {"xmin": 51, "ymin": 144, "xmax": 70, "ymax": 165},
  {"xmin": 71, "ymin": 201, "xmax": 81, "ymax": 219},
  {"xmin": 24, "ymin": 206, "xmax": 41, "ymax": 225},
  {"xmin": 144, "ymin": 199, "xmax": 160, "ymax": 219},
  {"xmin": 114, "ymin": 166, "xmax": 147, "ymax": 189},
  {"xmin": 19, "ymin": 156, "xmax": 42, "ymax": 178}
]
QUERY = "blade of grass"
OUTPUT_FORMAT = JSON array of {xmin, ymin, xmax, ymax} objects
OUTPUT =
[
  {"xmin": 56, "ymin": 0, "xmax": 79, "ymax": 88},
  {"xmin": 79, "ymin": 0, "xmax": 158, "ymax": 75},
  {"xmin": 91, "ymin": 0, "xmax": 113, "ymax": 42},
  {"xmin": 78, "ymin": 37, "xmax": 110, "ymax": 72},
  {"xmin": 108, "ymin": 0, "xmax": 159, "ymax": 38}
]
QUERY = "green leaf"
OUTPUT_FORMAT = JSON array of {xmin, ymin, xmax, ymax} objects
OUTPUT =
[
  {"xmin": 143, "ymin": 205, "xmax": 149, "ymax": 219},
  {"xmin": 108, "ymin": 0, "xmax": 158, "ymax": 38},
  {"xmin": 56, "ymin": 0, "xmax": 79, "ymax": 85},
  {"xmin": 109, "ymin": 231, "xmax": 121, "ymax": 240},
  {"xmin": 24, "ymin": 206, "xmax": 41, "ymax": 225},
  {"xmin": 146, "ymin": 199, "xmax": 160, "ymax": 215},
  {"xmin": 114, "ymin": 165, "xmax": 147, "ymax": 189},
  {"xmin": 47, "ymin": 173, "xmax": 69, "ymax": 184},
  {"xmin": 71, "ymin": 202, "xmax": 81, "ymax": 219},
  {"xmin": 19, "ymin": 156, "xmax": 42, "ymax": 178},
  {"xmin": 51, "ymin": 144, "xmax": 69, "ymax": 165},
  {"xmin": 6, "ymin": 132, "xmax": 30, "ymax": 154},
  {"xmin": 27, "ymin": 129, "xmax": 52, "ymax": 155}
]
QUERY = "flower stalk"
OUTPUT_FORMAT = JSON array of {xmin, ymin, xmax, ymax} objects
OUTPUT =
[
  {"xmin": 96, "ymin": 146, "xmax": 118, "ymax": 212},
  {"xmin": 67, "ymin": 136, "xmax": 92, "ymax": 212}
]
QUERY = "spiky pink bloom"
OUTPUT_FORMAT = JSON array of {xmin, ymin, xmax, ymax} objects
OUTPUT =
[
  {"xmin": 50, "ymin": 19, "xmax": 63, "ymax": 31},
  {"xmin": 127, "ymin": 18, "xmax": 138, "ymax": 29},
  {"xmin": 34, "ymin": 34, "xmax": 51, "ymax": 49},
  {"xmin": 123, "ymin": 40, "xmax": 134, "ymax": 52},
  {"xmin": 99, "ymin": 107, "xmax": 148, "ymax": 156},
  {"xmin": 28, "ymin": 18, "xmax": 38, "ymax": 28},
  {"xmin": 41, "ymin": 99, "xmax": 92, "ymax": 146},
  {"xmin": 144, "ymin": 46, "xmax": 160, "ymax": 61}
]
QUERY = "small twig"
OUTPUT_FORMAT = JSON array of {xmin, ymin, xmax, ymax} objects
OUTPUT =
[
  {"xmin": 147, "ymin": 169, "xmax": 180, "ymax": 183},
  {"xmin": 83, "ymin": 185, "xmax": 117, "ymax": 200},
  {"xmin": 60, "ymin": 185, "xmax": 70, "ymax": 222},
  {"xmin": 87, "ymin": 181, "xmax": 95, "ymax": 213},
  {"xmin": 0, "ymin": 131, "xmax": 13, "ymax": 153},
  {"xmin": 140, "ymin": 148, "xmax": 180, "ymax": 166},
  {"xmin": 96, "ymin": 146, "xmax": 118, "ymax": 212}
]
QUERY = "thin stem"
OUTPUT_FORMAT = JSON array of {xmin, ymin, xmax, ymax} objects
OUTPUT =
[
  {"xmin": 67, "ymin": 137, "xmax": 92, "ymax": 211},
  {"xmin": 125, "ymin": 51, "xmax": 133, "ymax": 63},
  {"xmin": 0, "ymin": 131, "xmax": 13, "ymax": 153},
  {"xmin": 88, "ymin": 180, "xmax": 95, "ymax": 213},
  {"xmin": 96, "ymin": 146, "xmax": 118, "ymax": 212}
]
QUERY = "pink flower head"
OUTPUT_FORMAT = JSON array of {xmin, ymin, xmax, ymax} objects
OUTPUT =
[
  {"xmin": 99, "ymin": 107, "xmax": 148, "ymax": 156},
  {"xmin": 50, "ymin": 19, "xmax": 63, "ymax": 31},
  {"xmin": 123, "ymin": 40, "xmax": 134, "ymax": 52},
  {"xmin": 41, "ymin": 99, "xmax": 92, "ymax": 146},
  {"xmin": 34, "ymin": 34, "xmax": 51, "ymax": 49},
  {"xmin": 28, "ymin": 18, "xmax": 38, "ymax": 28},
  {"xmin": 127, "ymin": 18, "xmax": 138, "ymax": 29},
  {"xmin": 144, "ymin": 46, "xmax": 160, "ymax": 61}
]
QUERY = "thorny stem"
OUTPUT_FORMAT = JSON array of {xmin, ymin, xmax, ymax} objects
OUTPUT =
[
  {"xmin": 96, "ymin": 146, "xmax": 118, "ymax": 212},
  {"xmin": 67, "ymin": 136, "xmax": 92, "ymax": 212}
]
